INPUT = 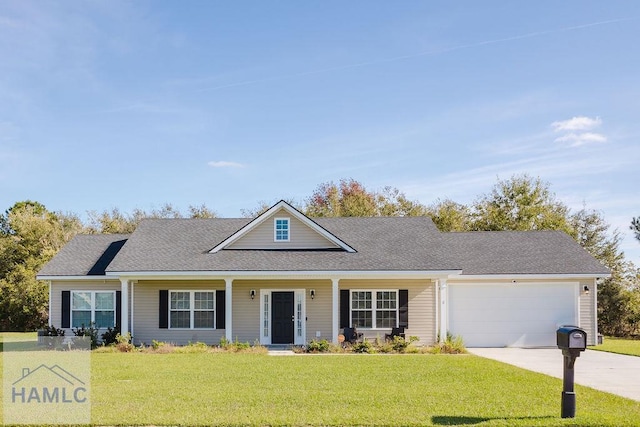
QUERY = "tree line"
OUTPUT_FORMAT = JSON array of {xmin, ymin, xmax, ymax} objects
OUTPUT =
[{"xmin": 1, "ymin": 175, "xmax": 639, "ymax": 336}]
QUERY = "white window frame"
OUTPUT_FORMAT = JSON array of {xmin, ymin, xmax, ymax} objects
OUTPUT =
[
  {"xmin": 350, "ymin": 289, "xmax": 399, "ymax": 329},
  {"xmin": 274, "ymin": 217, "xmax": 290, "ymax": 242},
  {"xmin": 71, "ymin": 290, "xmax": 116, "ymax": 329},
  {"xmin": 168, "ymin": 290, "xmax": 216, "ymax": 329}
]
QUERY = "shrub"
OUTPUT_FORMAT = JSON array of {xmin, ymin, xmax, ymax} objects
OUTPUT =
[
  {"xmin": 174, "ymin": 342, "xmax": 210, "ymax": 353},
  {"xmin": 429, "ymin": 334, "xmax": 467, "ymax": 354},
  {"xmin": 40, "ymin": 325, "xmax": 65, "ymax": 336},
  {"xmin": 307, "ymin": 339, "xmax": 331, "ymax": 353},
  {"xmin": 72, "ymin": 322, "xmax": 99, "ymax": 349},
  {"xmin": 101, "ymin": 326, "xmax": 120, "ymax": 345},
  {"xmin": 352, "ymin": 340, "xmax": 375, "ymax": 353},
  {"xmin": 115, "ymin": 333, "xmax": 134, "ymax": 352}
]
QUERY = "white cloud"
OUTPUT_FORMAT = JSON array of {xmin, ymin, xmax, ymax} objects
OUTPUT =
[
  {"xmin": 207, "ymin": 161, "xmax": 245, "ymax": 168},
  {"xmin": 551, "ymin": 116, "xmax": 607, "ymax": 147},
  {"xmin": 551, "ymin": 116, "xmax": 602, "ymax": 132},
  {"xmin": 554, "ymin": 132, "xmax": 607, "ymax": 146}
]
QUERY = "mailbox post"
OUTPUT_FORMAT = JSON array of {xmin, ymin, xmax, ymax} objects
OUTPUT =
[{"xmin": 556, "ymin": 326, "xmax": 587, "ymax": 418}]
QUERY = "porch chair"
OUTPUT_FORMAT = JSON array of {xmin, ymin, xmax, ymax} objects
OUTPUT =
[
  {"xmin": 385, "ymin": 327, "xmax": 406, "ymax": 341},
  {"xmin": 342, "ymin": 327, "xmax": 363, "ymax": 344}
]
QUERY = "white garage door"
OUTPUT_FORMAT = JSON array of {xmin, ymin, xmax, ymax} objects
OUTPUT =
[{"xmin": 448, "ymin": 283, "xmax": 578, "ymax": 347}]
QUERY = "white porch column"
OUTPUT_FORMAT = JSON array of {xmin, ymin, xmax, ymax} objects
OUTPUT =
[
  {"xmin": 225, "ymin": 278, "xmax": 233, "ymax": 341},
  {"xmin": 120, "ymin": 278, "xmax": 129, "ymax": 335},
  {"xmin": 331, "ymin": 278, "xmax": 339, "ymax": 344},
  {"xmin": 438, "ymin": 279, "xmax": 448, "ymax": 343}
]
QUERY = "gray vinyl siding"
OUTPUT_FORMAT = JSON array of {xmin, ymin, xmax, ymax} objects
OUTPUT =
[
  {"xmin": 339, "ymin": 279, "xmax": 436, "ymax": 346},
  {"xmin": 579, "ymin": 278, "xmax": 597, "ymax": 346},
  {"xmin": 227, "ymin": 208, "xmax": 340, "ymax": 250},
  {"xmin": 49, "ymin": 280, "xmax": 123, "ymax": 336},
  {"xmin": 132, "ymin": 280, "xmax": 225, "ymax": 346},
  {"xmin": 231, "ymin": 280, "xmax": 332, "ymax": 343}
]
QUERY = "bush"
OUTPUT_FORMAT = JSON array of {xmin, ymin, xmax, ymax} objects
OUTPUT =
[
  {"xmin": 115, "ymin": 333, "xmax": 134, "ymax": 352},
  {"xmin": 352, "ymin": 340, "xmax": 375, "ymax": 353},
  {"xmin": 101, "ymin": 326, "xmax": 120, "ymax": 345},
  {"xmin": 40, "ymin": 324, "xmax": 65, "ymax": 336},
  {"xmin": 307, "ymin": 339, "xmax": 330, "ymax": 353},
  {"xmin": 72, "ymin": 322, "xmax": 99, "ymax": 349},
  {"xmin": 429, "ymin": 334, "xmax": 467, "ymax": 354}
]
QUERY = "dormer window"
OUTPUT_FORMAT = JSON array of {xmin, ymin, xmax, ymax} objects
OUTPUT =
[{"xmin": 274, "ymin": 218, "xmax": 290, "ymax": 242}]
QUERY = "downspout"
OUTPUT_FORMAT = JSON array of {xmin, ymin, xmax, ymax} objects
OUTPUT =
[{"xmin": 438, "ymin": 279, "xmax": 448, "ymax": 343}]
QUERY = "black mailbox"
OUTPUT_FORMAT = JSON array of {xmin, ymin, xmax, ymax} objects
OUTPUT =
[
  {"xmin": 556, "ymin": 325, "xmax": 587, "ymax": 419},
  {"xmin": 557, "ymin": 326, "xmax": 587, "ymax": 350}
]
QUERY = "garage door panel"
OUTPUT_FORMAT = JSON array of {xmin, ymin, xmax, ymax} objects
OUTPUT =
[{"xmin": 448, "ymin": 283, "xmax": 577, "ymax": 348}]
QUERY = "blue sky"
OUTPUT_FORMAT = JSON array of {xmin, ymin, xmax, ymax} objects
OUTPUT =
[{"xmin": 1, "ymin": 1, "xmax": 639, "ymax": 261}]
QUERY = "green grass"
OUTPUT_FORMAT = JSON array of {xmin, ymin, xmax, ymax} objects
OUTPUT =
[
  {"xmin": 2, "ymin": 334, "xmax": 640, "ymax": 426},
  {"xmin": 590, "ymin": 336, "xmax": 640, "ymax": 357}
]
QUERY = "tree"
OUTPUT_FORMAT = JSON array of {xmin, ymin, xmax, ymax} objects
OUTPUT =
[
  {"xmin": 426, "ymin": 199, "xmax": 471, "ymax": 232},
  {"xmin": 303, "ymin": 179, "xmax": 427, "ymax": 218},
  {"xmin": 0, "ymin": 201, "xmax": 84, "ymax": 331},
  {"xmin": 470, "ymin": 174, "xmax": 572, "ymax": 233},
  {"xmin": 631, "ymin": 217, "xmax": 640, "ymax": 242}
]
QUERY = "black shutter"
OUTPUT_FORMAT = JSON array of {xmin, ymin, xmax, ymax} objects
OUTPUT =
[
  {"xmin": 216, "ymin": 290, "xmax": 225, "ymax": 329},
  {"xmin": 159, "ymin": 290, "xmax": 169, "ymax": 329},
  {"xmin": 339, "ymin": 289, "xmax": 350, "ymax": 328},
  {"xmin": 61, "ymin": 291, "xmax": 71, "ymax": 328},
  {"xmin": 115, "ymin": 291, "xmax": 122, "ymax": 330},
  {"xmin": 399, "ymin": 289, "xmax": 409, "ymax": 329}
]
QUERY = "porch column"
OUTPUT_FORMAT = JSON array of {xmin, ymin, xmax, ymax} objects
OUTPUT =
[
  {"xmin": 225, "ymin": 278, "xmax": 233, "ymax": 341},
  {"xmin": 438, "ymin": 279, "xmax": 447, "ymax": 343},
  {"xmin": 120, "ymin": 278, "xmax": 129, "ymax": 335},
  {"xmin": 331, "ymin": 278, "xmax": 339, "ymax": 344}
]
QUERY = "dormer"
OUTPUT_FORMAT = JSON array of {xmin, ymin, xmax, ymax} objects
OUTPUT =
[{"xmin": 209, "ymin": 201, "xmax": 356, "ymax": 252}]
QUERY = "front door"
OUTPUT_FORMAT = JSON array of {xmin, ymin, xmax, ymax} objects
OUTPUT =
[{"xmin": 271, "ymin": 291, "xmax": 295, "ymax": 344}]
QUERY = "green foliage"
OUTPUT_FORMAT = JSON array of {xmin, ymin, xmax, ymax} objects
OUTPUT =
[
  {"xmin": 470, "ymin": 174, "xmax": 572, "ymax": 233},
  {"xmin": 39, "ymin": 324, "xmax": 65, "ymax": 336},
  {"xmin": 429, "ymin": 334, "xmax": 467, "ymax": 354},
  {"xmin": 115, "ymin": 332, "xmax": 134, "ymax": 352},
  {"xmin": 306, "ymin": 339, "xmax": 331, "ymax": 353},
  {"xmin": 427, "ymin": 199, "xmax": 471, "ymax": 231},
  {"xmin": 631, "ymin": 217, "xmax": 640, "ymax": 242},
  {"xmin": 72, "ymin": 322, "xmax": 99, "ymax": 349},
  {"xmin": 351, "ymin": 340, "xmax": 375, "ymax": 353},
  {"xmin": 101, "ymin": 326, "xmax": 120, "ymax": 345}
]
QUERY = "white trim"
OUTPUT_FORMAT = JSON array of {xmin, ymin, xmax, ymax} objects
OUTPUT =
[
  {"xmin": 575, "ymin": 282, "xmax": 581, "ymax": 327},
  {"xmin": 273, "ymin": 217, "xmax": 290, "ymax": 242},
  {"xmin": 225, "ymin": 278, "xmax": 233, "ymax": 341},
  {"xmin": 104, "ymin": 270, "xmax": 461, "ymax": 280},
  {"xmin": 259, "ymin": 288, "xmax": 306, "ymax": 346},
  {"xmin": 331, "ymin": 278, "xmax": 339, "ymax": 344},
  {"xmin": 37, "ymin": 275, "xmax": 123, "ymax": 281},
  {"xmin": 209, "ymin": 200, "xmax": 357, "ymax": 253},
  {"xmin": 438, "ymin": 279, "xmax": 447, "ymax": 343},
  {"xmin": 70, "ymin": 290, "xmax": 117, "ymax": 329},
  {"xmin": 167, "ymin": 290, "xmax": 217, "ymax": 329},
  {"xmin": 593, "ymin": 278, "xmax": 599, "ymax": 342},
  {"xmin": 448, "ymin": 273, "xmax": 609, "ymax": 280},
  {"xmin": 348, "ymin": 289, "xmax": 399, "ymax": 330},
  {"xmin": 131, "ymin": 281, "xmax": 135, "ymax": 339},
  {"xmin": 120, "ymin": 279, "xmax": 129, "ymax": 335},
  {"xmin": 48, "ymin": 281, "xmax": 52, "ymax": 327}
]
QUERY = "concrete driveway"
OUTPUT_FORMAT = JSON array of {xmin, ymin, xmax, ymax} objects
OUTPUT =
[{"xmin": 469, "ymin": 348, "xmax": 640, "ymax": 402}]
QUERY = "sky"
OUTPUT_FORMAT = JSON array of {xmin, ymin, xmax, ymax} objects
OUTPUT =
[{"xmin": 0, "ymin": 1, "xmax": 639, "ymax": 261}]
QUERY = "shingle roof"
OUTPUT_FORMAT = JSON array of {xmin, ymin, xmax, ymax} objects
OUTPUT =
[
  {"xmin": 38, "ymin": 234, "xmax": 130, "ymax": 276},
  {"xmin": 37, "ymin": 217, "xmax": 609, "ymax": 277}
]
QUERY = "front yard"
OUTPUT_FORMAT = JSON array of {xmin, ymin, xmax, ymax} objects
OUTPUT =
[
  {"xmin": 590, "ymin": 336, "xmax": 640, "ymax": 357},
  {"xmin": 2, "ymin": 349, "xmax": 640, "ymax": 426}
]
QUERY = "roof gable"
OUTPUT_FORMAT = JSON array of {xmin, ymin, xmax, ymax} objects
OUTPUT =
[{"xmin": 209, "ymin": 200, "xmax": 356, "ymax": 253}]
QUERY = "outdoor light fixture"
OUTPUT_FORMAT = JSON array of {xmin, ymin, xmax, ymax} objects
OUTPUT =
[
  {"xmin": 250, "ymin": 289, "xmax": 256, "ymax": 300},
  {"xmin": 310, "ymin": 289, "xmax": 315, "ymax": 299},
  {"xmin": 583, "ymin": 285, "xmax": 590, "ymax": 295}
]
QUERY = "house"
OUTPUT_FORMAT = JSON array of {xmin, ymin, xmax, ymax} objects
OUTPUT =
[{"xmin": 37, "ymin": 200, "xmax": 609, "ymax": 348}]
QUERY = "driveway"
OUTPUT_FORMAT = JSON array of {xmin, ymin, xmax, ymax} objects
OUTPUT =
[{"xmin": 469, "ymin": 348, "xmax": 640, "ymax": 402}]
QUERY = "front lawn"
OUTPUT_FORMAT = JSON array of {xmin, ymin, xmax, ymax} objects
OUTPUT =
[
  {"xmin": 590, "ymin": 336, "xmax": 640, "ymax": 357},
  {"xmin": 2, "ymin": 350, "xmax": 640, "ymax": 426}
]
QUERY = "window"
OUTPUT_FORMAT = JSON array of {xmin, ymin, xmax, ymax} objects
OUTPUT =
[
  {"xmin": 71, "ymin": 291, "xmax": 115, "ymax": 328},
  {"xmin": 350, "ymin": 290, "xmax": 397, "ymax": 329},
  {"xmin": 169, "ymin": 291, "xmax": 215, "ymax": 329},
  {"xmin": 274, "ymin": 218, "xmax": 290, "ymax": 241}
]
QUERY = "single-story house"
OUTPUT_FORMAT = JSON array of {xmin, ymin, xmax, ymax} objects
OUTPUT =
[{"xmin": 37, "ymin": 200, "xmax": 610, "ymax": 347}]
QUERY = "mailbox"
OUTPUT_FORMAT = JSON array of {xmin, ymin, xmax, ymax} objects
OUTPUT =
[
  {"xmin": 556, "ymin": 325, "xmax": 587, "ymax": 419},
  {"xmin": 557, "ymin": 326, "xmax": 587, "ymax": 350}
]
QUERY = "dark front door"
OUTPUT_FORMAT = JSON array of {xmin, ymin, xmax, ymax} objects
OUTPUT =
[{"xmin": 271, "ymin": 292, "xmax": 295, "ymax": 344}]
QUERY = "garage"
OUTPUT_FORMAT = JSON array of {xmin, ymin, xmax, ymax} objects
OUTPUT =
[{"xmin": 448, "ymin": 283, "xmax": 578, "ymax": 347}]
